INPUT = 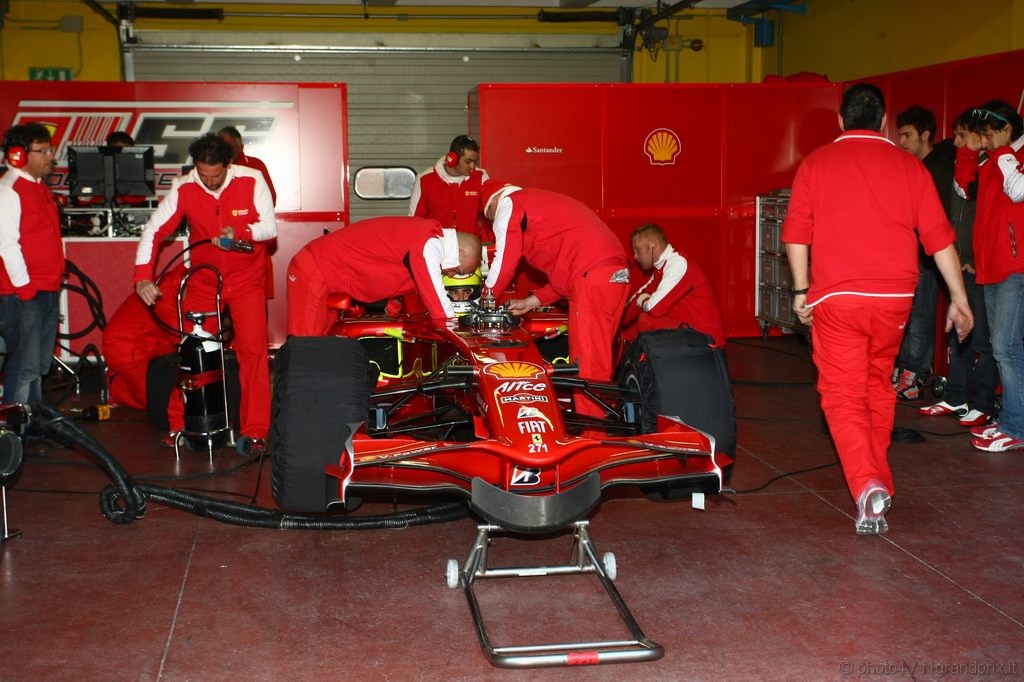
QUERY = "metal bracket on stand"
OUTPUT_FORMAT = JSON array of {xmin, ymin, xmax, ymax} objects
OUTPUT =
[{"xmin": 447, "ymin": 520, "xmax": 664, "ymax": 669}]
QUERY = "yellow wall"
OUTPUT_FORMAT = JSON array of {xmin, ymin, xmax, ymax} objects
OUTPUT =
[
  {"xmin": 633, "ymin": 12, "xmax": 756, "ymax": 84},
  {"xmin": 774, "ymin": 0, "xmax": 1024, "ymax": 81},
  {"xmin": 2, "ymin": 1, "xmax": 1022, "ymax": 85},
  {"xmin": 0, "ymin": 1, "xmax": 122, "ymax": 80}
]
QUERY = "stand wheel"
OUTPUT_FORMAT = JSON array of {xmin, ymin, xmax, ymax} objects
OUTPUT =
[
  {"xmin": 602, "ymin": 552, "xmax": 617, "ymax": 581},
  {"xmin": 930, "ymin": 376, "xmax": 947, "ymax": 398},
  {"xmin": 446, "ymin": 559, "xmax": 460, "ymax": 589}
]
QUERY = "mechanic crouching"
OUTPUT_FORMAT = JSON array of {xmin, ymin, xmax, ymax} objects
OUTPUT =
[
  {"xmin": 286, "ymin": 216, "xmax": 482, "ymax": 337},
  {"xmin": 621, "ymin": 223, "xmax": 726, "ymax": 348},
  {"xmin": 479, "ymin": 180, "xmax": 630, "ymax": 433}
]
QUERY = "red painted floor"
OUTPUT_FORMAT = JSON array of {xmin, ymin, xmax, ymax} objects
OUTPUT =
[{"xmin": 2, "ymin": 336, "xmax": 1022, "ymax": 680}]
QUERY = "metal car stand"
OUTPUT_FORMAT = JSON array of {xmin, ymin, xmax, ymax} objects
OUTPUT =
[
  {"xmin": 173, "ymin": 265, "xmax": 235, "ymax": 464},
  {"xmin": 447, "ymin": 520, "xmax": 664, "ymax": 668}
]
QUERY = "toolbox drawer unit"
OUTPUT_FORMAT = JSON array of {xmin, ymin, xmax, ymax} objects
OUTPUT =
[{"xmin": 755, "ymin": 190, "xmax": 807, "ymax": 335}]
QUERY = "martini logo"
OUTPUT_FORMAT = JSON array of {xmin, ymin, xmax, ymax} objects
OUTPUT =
[
  {"xmin": 500, "ymin": 394, "xmax": 549, "ymax": 405},
  {"xmin": 484, "ymin": 362, "xmax": 544, "ymax": 379},
  {"xmin": 644, "ymin": 128, "xmax": 681, "ymax": 165}
]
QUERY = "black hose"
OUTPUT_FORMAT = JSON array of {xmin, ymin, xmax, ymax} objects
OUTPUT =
[
  {"xmin": 60, "ymin": 259, "xmax": 107, "ymax": 340},
  {"xmin": 32, "ymin": 402, "xmax": 470, "ymax": 530}
]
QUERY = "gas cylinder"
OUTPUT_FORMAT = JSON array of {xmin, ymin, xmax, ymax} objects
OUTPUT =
[{"xmin": 178, "ymin": 312, "xmax": 228, "ymax": 447}]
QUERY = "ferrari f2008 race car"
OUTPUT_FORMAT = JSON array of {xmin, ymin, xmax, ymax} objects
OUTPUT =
[
  {"xmin": 268, "ymin": 299, "xmax": 735, "ymax": 531},
  {"xmin": 268, "ymin": 297, "xmax": 735, "ymax": 668}
]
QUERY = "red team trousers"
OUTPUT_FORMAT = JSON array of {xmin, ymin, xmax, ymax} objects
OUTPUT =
[
  {"xmin": 167, "ymin": 281, "xmax": 271, "ymax": 440},
  {"xmin": 567, "ymin": 264, "xmax": 629, "ymax": 425},
  {"xmin": 812, "ymin": 296, "xmax": 913, "ymax": 500}
]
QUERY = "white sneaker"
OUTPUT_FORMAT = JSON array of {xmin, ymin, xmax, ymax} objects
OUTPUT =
[
  {"xmin": 958, "ymin": 409, "xmax": 990, "ymax": 427},
  {"xmin": 855, "ymin": 483, "xmax": 891, "ymax": 535},
  {"xmin": 918, "ymin": 401, "xmax": 968, "ymax": 417}
]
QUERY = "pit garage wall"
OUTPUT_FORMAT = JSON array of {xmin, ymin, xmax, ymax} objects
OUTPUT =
[
  {"xmin": 857, "ymin": 50, "xmax": 1024, "ymax": 141},
  {"xmin": 470, "ymin": 82, "xmax": 843, "ymax": 338},
  {"xmin": 0, "ymin": 80, "xmax": 348, "ymax": 350}
]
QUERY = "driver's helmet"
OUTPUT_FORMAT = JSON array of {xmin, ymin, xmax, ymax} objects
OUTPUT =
[{"xmin": 443, "ymin": 269, "xmax": 482, "ymax": 316}]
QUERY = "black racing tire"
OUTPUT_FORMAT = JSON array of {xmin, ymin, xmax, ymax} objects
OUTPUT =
[
  {"xmin": 269, "ymin": 337, "xmax": 377, "ymax": 512},
  {"xmin": 621, "ymin": 329, "xmax": 736, "ymax": 496}
]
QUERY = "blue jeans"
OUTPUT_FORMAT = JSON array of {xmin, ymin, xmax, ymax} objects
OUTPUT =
[
  {"xmin": 946, "ymin": 271, "xmax": 999, "ymax": 414},
  {"xmin": 0, "ymin": 291, "xmax": 60, "ymax": 404},
  {"xmin": 895, "ymin": 264, "xmax": 939, "ymax": 375},
  {"xmin": 985, "ymin": 274, "xmax": 1024, "ymax": 439}
]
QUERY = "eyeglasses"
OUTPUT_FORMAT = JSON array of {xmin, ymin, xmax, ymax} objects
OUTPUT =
[
  {"xmin": 972, "ymin": 108, "xmax": 1010, "ymax": 124},
  {"xmin": 27, "ymin": 147, "xmax": 56, "ymax": 156}
]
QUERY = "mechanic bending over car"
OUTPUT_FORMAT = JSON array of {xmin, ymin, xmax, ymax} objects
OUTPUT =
[
  {"xmin": 621, "ymin": 223, "xmax": 726, "ymax": 348},
  {"xmin": 134, "ymin": 133, "xmax": 278, "ymax": 454},
  {"xmin": 480, "ymin": 180, "xmax": 630, "ymax": 432},
  {"xmin": 285, "ymin": 216, "xmax": 482, "ymax": 337}
]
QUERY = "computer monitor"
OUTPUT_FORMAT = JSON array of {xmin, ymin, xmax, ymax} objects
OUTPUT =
[
  {"xmin": 67, "ymin": 146, "xmax": 114, "ymax": 203},
  {"xmin": 113, "ymin": 146, "xmax": 155, "ymax": 197},
  {"xmin": 67, "ymin": 145, "xmax": 155, "ymax": 203}
]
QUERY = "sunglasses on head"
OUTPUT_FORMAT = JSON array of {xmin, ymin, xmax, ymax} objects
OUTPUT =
[{"xmin": 972, "ymin": 108, "xmax": 1010, "ymax": 124}]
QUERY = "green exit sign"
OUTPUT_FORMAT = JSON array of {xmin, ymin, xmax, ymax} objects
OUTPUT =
[{"xmin": 29, "ymin": 67, "xmax": 73, "ymax": 81}]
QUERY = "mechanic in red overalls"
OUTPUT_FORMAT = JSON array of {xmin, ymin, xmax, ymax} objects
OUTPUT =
[
  {"xmin": 782, "ymin": 83, "xmax": 972, "ymax": 535},
  {"xmin": 103, "ymin": 265, "xmax": 184, "ymax": 410},
  {"xmin": 218, "ymin": 126, "xmax": 277, "ymax": 206},
  {"xmin": 286, "ymin": 216, "xmax": 482, "ymax": 337},
  {"xmin": 409, "ymin": 135, "xmax": 491, "ymax": 241},
  {"xmin": 219, "ymin": 125, "xmax": 278, "ymax": 298},
  {"xmin": 480, "ymin": 181, "xmax": 630, "ymax": 431},
  {"xmin": 621, "ymin": 222, "xmax": 726, "ymax": 348},
  {"xmin": 134, "ymin": 133, "xmax": 277, "ymax": 452}
]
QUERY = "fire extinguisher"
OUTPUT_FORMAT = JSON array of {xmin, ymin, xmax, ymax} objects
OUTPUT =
[{"xmin": 177, "ymin": 311, "xmax": 228, "ymax": 448}]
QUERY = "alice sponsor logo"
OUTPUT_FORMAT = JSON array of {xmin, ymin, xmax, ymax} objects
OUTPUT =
[{"xmin": 496, "ymin": 380, "xmax": 546, "ymax": 393}]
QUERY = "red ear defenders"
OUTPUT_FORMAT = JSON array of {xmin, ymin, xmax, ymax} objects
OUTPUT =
[
  {"xmin": 444, "ymin": 151, "xmax": 459, "ymax": 167},
  {"xmin": 6, "ymin": 145, "xmax": 27, "ymax": 169}
]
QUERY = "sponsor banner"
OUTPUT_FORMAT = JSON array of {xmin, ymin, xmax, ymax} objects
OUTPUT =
[{"xmin": 0, "ymin": 80, "xmax": 348, "ymax": 217}]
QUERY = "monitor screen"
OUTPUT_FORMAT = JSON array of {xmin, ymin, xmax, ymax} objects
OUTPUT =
[
  {"xmin": 113, "ymin": 146, "xmax": 155, "ymax": 197},
  {"xmin": 67, "ymin": 146, "xmax": 112, "ymax": 200}
]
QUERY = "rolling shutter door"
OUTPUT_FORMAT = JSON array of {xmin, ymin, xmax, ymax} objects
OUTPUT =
[{"xmin": 131, "ymin": 41, "xmax": 619, "ymax": 222}]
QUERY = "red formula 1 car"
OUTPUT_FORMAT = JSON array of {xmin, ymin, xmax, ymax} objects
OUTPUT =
[{"xmin": 268, "ymin": 301, "xmax": 735, "ymax": 667}]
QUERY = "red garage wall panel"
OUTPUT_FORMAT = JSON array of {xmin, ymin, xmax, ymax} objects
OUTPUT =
[
  {"xmin": 472, "ymin": 82, "xmax": 842, "ymax": 338},
  {"xmin": 857, "ymin": 49, "xmax": 1024, "ymax": 140}
]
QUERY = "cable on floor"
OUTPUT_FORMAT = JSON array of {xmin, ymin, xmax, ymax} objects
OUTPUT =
[{"xmin": 32, "ymin": 402, "xmax": 470, "ymax": 531}]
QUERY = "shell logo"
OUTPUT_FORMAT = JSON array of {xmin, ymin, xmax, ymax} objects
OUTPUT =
[
  {"xmin": 644, "ymin": 128, "xmax": 681, "ymax": 165},
  {"xmin": 484, "ymin": 361, "xmax": 544, "ymax": 379}
]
